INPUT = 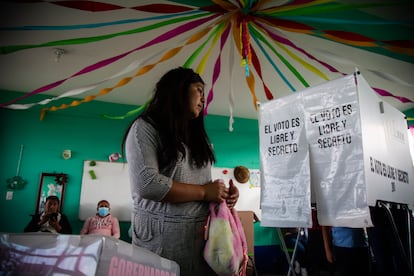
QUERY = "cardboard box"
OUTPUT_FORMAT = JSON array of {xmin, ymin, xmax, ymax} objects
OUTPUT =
[
  {"xmin": 237, "ymin": 211, "xmax": 255, "ymax": 257},
  {"xmin": 238, "ymin": 211, "xmax": 257, "ymax": 276}
]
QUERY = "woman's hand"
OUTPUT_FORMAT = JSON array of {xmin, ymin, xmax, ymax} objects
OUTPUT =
[
  {"xmin": 203, "ymin": 179, "xmax": 228, "ymax": 202},
  {"xmin": 226, "ymin": 179, "xmax": 239, "ymax": 209}
]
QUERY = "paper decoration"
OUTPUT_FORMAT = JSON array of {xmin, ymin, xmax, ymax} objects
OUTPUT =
[
  {"xmin": 108, "ymin": 153, "xmax": 121, "ymax": 162},
  {"xmin": 62, "ymin": 150, "xmax": 72, "ymax": 160},
  {"xmin": 0, "ymin": 0, "xmax": 412, "ymax": 123}
]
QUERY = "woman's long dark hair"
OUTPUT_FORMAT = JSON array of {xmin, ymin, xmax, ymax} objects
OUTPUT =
[{"xmin": 121, "ymin": 67, "xmax": 216, "ymax": 169}]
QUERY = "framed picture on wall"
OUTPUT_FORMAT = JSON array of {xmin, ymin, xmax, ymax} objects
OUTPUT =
[{"xmin": 35, "ymin": 173, "xmax": 67, "ymax": 214}]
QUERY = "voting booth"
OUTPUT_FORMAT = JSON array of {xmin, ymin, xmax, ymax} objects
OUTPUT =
[
  {"xmin": 258, "ymin": 72, "xmax": 414, "ymax": 227},
  {"xmin": 258, "ymin": 72, "xmax": 414, "ymax": 273}
]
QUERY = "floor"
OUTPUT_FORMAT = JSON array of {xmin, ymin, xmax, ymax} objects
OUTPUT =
[
  {"xmin": 256, "ymin": 271, "xmax": 334, "ymax": 276},
  {"xmin": 259, "ymin": 272, "xmax": 334, "ymax": 276},
  {"xmin": 250, "ymin": 260, "xmax": 336, "ymax": 276}
]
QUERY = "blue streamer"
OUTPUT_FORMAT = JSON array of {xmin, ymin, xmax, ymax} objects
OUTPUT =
[
  {"xmin": 0, "ymin": 10, "xmax": 204, "ymax": 31},
  {"xmin": 276, "ymin": 15, "xmax": 413, "ymax": 25},
  {"xmin": 250, "ymin": 29, "xmax": 296, "ymax": 92}
]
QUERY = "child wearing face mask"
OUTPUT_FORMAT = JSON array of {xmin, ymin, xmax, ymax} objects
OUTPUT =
[{"xmin": 80, "ymin": 199, "xmax": 120, "ymax": 238}]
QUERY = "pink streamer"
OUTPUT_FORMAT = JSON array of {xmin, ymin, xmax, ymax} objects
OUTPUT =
[
  {"xmin": 0, "ymin": 14, "xmax": 220, "ymax": 107},
  {"xmin": 373, "ymin": 87, "xmax": 413, "ymax": 104},
  {"xmin": 241, "ymin": 18, "xmax": 249, "ymax": 60},
  {"xmin": 204, "ymin": 23, "xmax": 231, "ymax": 115},
  {"xmin": 253, "ymin": 20, "xmax": 413, "ymax": 105},
  {"xmin": 254, "ymin": 20, "xmax": 342, "ymax": 75}
]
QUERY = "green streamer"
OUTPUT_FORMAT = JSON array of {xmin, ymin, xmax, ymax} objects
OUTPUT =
[
  {"xmin": 257, "ymin": 2, "xmax": 403, "ymax": 17},
  {"xmin": 102, "ymin": 99, "xmax": 151, "ymax": 120},
  {"xmin": 0, "ymin": 13, "xmax": 210, "ymax": 54},
  {"xmin": 249, "ymin": 25, "xmax": 309, "ymax": 87},
  {"xmin": 182, "ymin": 21, "xmax": 224, "ymax": 68}
]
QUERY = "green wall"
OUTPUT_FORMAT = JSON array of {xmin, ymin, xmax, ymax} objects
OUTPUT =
[
  {"xmin": 404, "ymin": 107, "xmax": 414, "ymax": 127},
  {"xmin": 0, "ymin": 91, "xmax": 260, "ymax": 242}
]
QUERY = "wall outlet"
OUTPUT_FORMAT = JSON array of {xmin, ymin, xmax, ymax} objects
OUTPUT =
[{"xmin": 6, "ymin": 191, "xmax": 13, "ymax": 200}]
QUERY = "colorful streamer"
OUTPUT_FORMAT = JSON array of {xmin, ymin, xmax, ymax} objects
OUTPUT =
[
  {"xmin": 252, "ymin": 21, "xmax": 331, "ymax": 81},
  {"xmin": 227, "ymin": 35, "xmax": 236, "ymax": 132},
  {"xmin": 204, "ymin": 21, "xmax": 232, "ymax": 115},
  {"xmin": 0, "ymin": 13, "xmax": 220, "ymax": 108},
  {"xmin": 0, "ymin": 10, "xmax": 204, "ymax": 31},
  {"xmin": 249, "ymin": 46, "xmax": 274, "ymax": 100},
  {"xmin": 42, "ymin": 45, "xmax": 215, "ymax": 119},
  {"xmin": 6, "ymin": 59, "xmax": 146, "ymax": 110},
  {"xmin": 231, "ymin": 17, "xmax": 259, "ymax": 108},
  {"xmin": 83, "ymin": 25, "xmax": 219, "ymax": 120},
  {"xmin": 102, "ymin": 98, "xmax": 151, "ymax": 120},
  {"xmin": 8, "ymin": 1, "xmax": 197, "ymax": 13},
  {"xmin": 1, "ymin": 0, "xmax": 412, "ymax": 122},
  {"xmin": 253, "ymin": 20, "xmax": 343, "ymax": 74},
  {"xmin": 250, "ymin": 25, "xmax": 308, "ymax": 89},
  {"xmin": 0, "ymin": 12, "xmax": 213, "ymax": 55}
]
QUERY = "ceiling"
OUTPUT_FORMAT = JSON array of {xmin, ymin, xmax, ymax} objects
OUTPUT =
[{"xmin": 0, "ymin": 0, "xmax": 413, "ymax": 121}]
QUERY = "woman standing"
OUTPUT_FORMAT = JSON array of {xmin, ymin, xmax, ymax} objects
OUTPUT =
[{"xmin": 123, "ymin": 67, "xmax": 239, "ymax": 275}]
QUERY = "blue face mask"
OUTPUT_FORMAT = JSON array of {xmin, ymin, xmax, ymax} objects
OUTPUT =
[{"xmin": 98, "ymin": 207, "xmax": 109, "ymax": 217}]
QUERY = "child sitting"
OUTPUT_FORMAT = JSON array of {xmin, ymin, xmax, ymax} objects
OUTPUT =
[
  {"xmin": 80, "ymin": 199, "xmax": 120, "ymax": 238},
  {"xmin": 24, "ymin": 195, "xmax": 72, "ymax": 234}
]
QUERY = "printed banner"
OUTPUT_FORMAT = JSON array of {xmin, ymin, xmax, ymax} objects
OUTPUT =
[
  {"xmin": 258, "ymin": 73, "xmax": 373, "ymax": 228},
  {"xmin": 357, "ymin": 74, "xmax": 414, "ymax": 210},
  {"xmin": 0, "ymin": 233, "xmax": 180, "ymax": 275},
  {"xmin": 258, "ymin": 93, "xmax": 312, "ymax": 228},
  {"xmin": 304, "ymin": 74, "xmax": 371, "ymax": 227}
]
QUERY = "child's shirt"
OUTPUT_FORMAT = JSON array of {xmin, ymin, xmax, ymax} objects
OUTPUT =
[
  {"xmin": 80, "ymin": 214, "xmax": 120, "ymax": 238},
  {"xmin": 331, "ymin": 226, "xmax": 368, "ymax": 248}
]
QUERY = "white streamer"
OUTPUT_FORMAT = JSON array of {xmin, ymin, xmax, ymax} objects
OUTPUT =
[{"xmin": 5, "ymin": 49, "xmax": 165, "ymax": 110}]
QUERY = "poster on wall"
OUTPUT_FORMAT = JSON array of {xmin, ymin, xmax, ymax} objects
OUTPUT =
[
  {"xmin": 258, "ymin": 93, "xmax": 312, "ymax": 228},
  {"xmin": 79, "ymin": 161, "xmax": 132, "ymax": 221}
]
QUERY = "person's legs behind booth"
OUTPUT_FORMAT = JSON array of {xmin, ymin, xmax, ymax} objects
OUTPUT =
[{"xmin": 368, "ymin": 204, "xmax": 413, "ymax": 276}]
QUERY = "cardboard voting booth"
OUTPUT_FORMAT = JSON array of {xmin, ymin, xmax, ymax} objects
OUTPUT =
[
  {"xmin": 0, "ymin": 233, "xmax": 180, "ymax": 275},
  {"xmin": 259, "ymin": 72, "xmax": 414, "ymax": 228}
]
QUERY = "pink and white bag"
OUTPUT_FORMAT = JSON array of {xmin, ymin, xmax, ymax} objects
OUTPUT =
[{"xmin": 204, "ymin": 201, "xmax": 248, "ymax": 276}]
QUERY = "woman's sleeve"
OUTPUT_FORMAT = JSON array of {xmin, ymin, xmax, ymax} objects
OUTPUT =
[{"xmin": 126, "ymin": 119, "xmax": 172, "ymax": 201}]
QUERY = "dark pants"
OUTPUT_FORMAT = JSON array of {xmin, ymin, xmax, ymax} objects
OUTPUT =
[
  {"xmin": 367, "ymin": 205, "xmax": 413, "ymax": 276},
  {"xmin": 306, "ymin": 229, "xmax": 335, "ymax": 276},
  {"xmin": 334, "ymin": 245, "xmax": 370, "ymax": 276}
]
